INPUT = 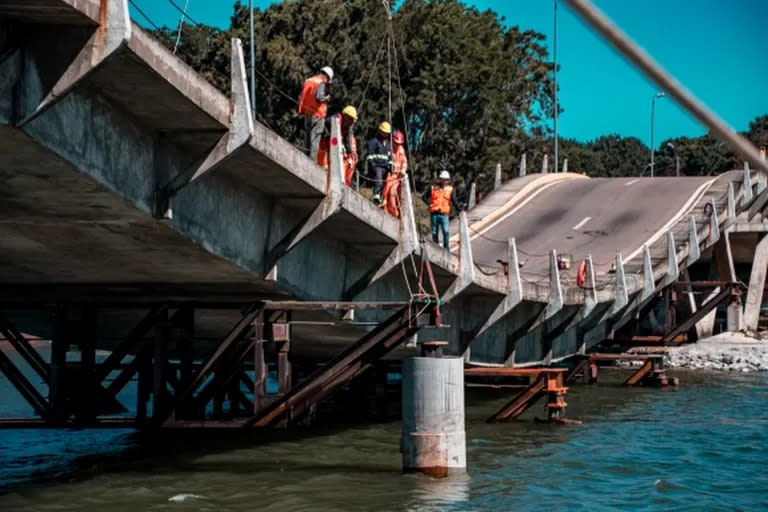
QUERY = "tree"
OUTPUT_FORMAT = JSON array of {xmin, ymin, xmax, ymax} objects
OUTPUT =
[{"xmin": 154, "ymin": 0, "xmax": 555, "ymax": 193}]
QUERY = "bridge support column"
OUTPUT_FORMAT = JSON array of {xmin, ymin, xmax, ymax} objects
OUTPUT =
[
  {"xmin": 401, "ymin": 355, "xmax": 466, "ymax": 477},
  {"xmin": 743, "ymin": 234, "xmax": 768, "ymax": 333}
]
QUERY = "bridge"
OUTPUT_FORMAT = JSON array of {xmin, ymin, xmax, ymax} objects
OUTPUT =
[{"xmin": 1, "ymin": 0, "xmax": 766, "ymax": 465}]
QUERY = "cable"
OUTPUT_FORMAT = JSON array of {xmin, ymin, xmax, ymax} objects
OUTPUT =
[
  {"xmin": 167, "ymin": 0, "xmax": 202, "ymax": 26},
  {"xmin": 357, "ymin": 37, "xmax": 387, "ymax": 115},
  {"xmin": 172, "ymin": 0, "xmax": 190, "ymax": 54}
]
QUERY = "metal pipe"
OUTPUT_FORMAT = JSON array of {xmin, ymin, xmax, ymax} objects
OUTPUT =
[
  {"xmin": 249, "ymin": 0, "xmax": 255, "ymax": 117},
  {"xmin": 564, "ymin": 0, "xmax": 768, "ymax": 175},
  {"xmin": 553, "ymin": 0, "xmax": 559, "ymax": 173}
]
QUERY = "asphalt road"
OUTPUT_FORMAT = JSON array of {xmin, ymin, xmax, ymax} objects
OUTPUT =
[{"xmin": 470, "ymin": 177, "xmax": 715, "ymax": 278}]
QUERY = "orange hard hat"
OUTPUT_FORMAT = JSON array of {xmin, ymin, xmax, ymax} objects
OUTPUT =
[{"xmin": 393, "ymin": 130, "xmax": 405, "ymax": 144}]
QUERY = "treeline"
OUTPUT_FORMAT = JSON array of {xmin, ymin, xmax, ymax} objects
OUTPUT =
[{"xmin": 154, "ymin": 0, "xmax": 766, "ymax": 190}]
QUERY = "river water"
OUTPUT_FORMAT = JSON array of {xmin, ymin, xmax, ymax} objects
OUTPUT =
[{"xmin": 1, "ymin": 369, "xmax": 766, "ymax": 511}]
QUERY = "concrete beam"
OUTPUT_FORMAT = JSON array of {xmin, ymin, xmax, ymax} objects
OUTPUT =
[
  {"xmin": 743, "ymin": 234, "xmax": 768, "ymax": 332},
  {"xmin": 562, "ymin": 158, "xmax": 568, "ymax": 173},
  {"xmin": 742, "ymin": 162, "xmax": 753, "ymax": 206},
  {"xmin": 610, "ymin": 253, "xmax": 628, "ymax": 315},
  {"xmin": 472, "ymin": 238, "xmax": 523, "ymax": 340},
  {"xmin": 543, "ymin": 249, "xmax": 563, "ymax": 319},
  {"xmin": 343, "ymin": 176, "xmax": 419, "ymax": 299},
  {"xmin": 467, "ymin": 182, "xmax": 477, "ymax": 210},
  {"xmin": 19, "ymin": 0, "xmax": 131, "ymax": 125},
  {"xmin": 709, "ymin": 199, "xmax": 720, "ymax": 244},
  {"xmin": 748, "ymin": 188, "xmax": 768, "ymax": 221},
  {"xmin": 688, "ymin": 215, "xmax": 700, "ymax": 264},
  {"xmin": 442, "ymin": 212, "xmax": 475, "ymax": 304},
  {"xmin": 519, "ymin": 153, "xmax": 527, "ymax": 177},
  {"xmin": 727, "ymin": 181, "xmax": 736, "ymax": 223},
  {"xmin": 642, "ymin": 244, "xmax": 655, "ymax": 300},
  {"xmin": 662, "ymin": 231, "xmax": 679, "ymax": 286},
  {"xmin": 261, "ymin": 116, "xmax": 344, "ymax": 276},
  {"xmin": 494, "ymin": 163, "xmax": 502, "ymax": 190},
  {"xmin": 758, "ymin": 172, "xmax": 767, "ymax": 195},
  {"xmin": 541, "ymin": 154, "xmax": 549, "ymax": 174}
]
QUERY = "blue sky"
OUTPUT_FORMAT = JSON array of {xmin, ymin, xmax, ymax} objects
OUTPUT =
[{"xmin": 129, "ymin": 0, "xmax": 768, "ymax": 147}]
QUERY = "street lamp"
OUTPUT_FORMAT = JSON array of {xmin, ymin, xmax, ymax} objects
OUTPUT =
[
  {"xmin": 650, "ymin": 91, "xmax": 665, "ymax": 178},
  {"xmin": 553, "ymin": 0, "xmax": 559, "ymax": 173}
]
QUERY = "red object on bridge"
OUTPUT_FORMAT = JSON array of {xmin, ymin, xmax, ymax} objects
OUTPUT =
[
  {"xmin": 576, "ymin": 259, "xmax": 588, "ymax": 287},
  {"xmin": 331, "ymin": 137, "xmax": 338, "ymax": 146}
]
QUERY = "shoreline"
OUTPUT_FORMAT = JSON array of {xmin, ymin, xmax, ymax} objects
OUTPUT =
[{"xmin": 664, "ymin": 332, "xmax": 768, "ymax": 372}]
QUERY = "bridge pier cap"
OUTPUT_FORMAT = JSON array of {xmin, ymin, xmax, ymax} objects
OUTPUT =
[{"xmin": 401, "ymin": 357, "xmax": 466, "ymax": 477}]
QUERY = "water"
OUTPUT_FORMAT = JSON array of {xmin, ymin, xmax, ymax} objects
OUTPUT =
[{"xmin": 1, "ymin": 370, "xmax": 767, "ymax": 511}]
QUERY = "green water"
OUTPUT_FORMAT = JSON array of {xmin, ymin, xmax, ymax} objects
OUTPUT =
[{"xmin": 1, "ymin": 370, "xmax": 766, "ymax": 511}]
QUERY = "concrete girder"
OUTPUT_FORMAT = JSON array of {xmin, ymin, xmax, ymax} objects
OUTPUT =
[
  {"xmin": 562, "ymin": 158, "xmax": 568, "ymax": 173},
  {"xmin": 741, "ymin": 162, "xmax": 753, "ymax": 206},
  {"xmin": 709, "ymin": 198, "xmax": 720, "ymax": 244},
  {"xmin": 541, "ymin": 154, "xmax": 549, "ymax": 174},
  {"xmin": 18, "ymin": 0, "xmax": 130, "ymax": 126},
  {"xmin": 610, "ymin": 253, "xmax": 628, "ymax": 315},
  {"xmin": 544, "ymin": 249, "xmax": 563, "ymax": 319},
  {"xmin": 727, "ymin": 181, "xmax": 736, "ymax": 225},
  {"xmin": 688, "ymin": 215, "xmax": 700, "ymax": 264},
  {"xmin": 494, "ymin": 163, "xmax": 502, "ymax": 190},
  {"xmin": 519, "ymin": 153, "xmax": 527, "ymax": 177},
  {"xmin": 442, "ymin": 212, "xmax": 476, "ymax": 304},
  {"xmin": 662, "ymin": 231, "xmax": 679, "ymax": 286},
  {"xmin": 642, "ymin": 244, "xmax": 655, "ymax": 300},
  {"xmin": 747, "ymin": 188, "xmax": 768, "ymax": 221},
  {"xmin": 471, "ymin": 238, "xmax": 523, "ymax": 342}
]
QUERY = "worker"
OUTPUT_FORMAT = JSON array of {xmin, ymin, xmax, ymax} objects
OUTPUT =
[
  {"xmin": 422, "ymin": 170, "xmax": 462, "ymax": 249},
  {"xmin": 365, "ymin": 121, "xmax": 393, "ymax": 204},
  {"xmin": 316, "ymin": 105, "xmax": 359, "ymax": 186},
  {"xmin": 297, "ymin": 66, "xmax": 333, "ymax": 160},
  {"xmin": 381, "ymin": 130, "xmax": 407, "ymax": 217}
]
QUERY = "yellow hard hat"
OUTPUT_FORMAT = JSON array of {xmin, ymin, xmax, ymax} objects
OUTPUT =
[
  {"xmin": 378, "ymin": 121, "xmax": 392, "ymax": 134},
  {"xmin": 342, "ymin": 105, "xmax": 358, "ymax": 120}
]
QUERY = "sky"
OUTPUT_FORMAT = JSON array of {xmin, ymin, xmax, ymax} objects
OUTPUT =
[{"xmin": 128, "ymin": 0, "xmax": 768, "ymax": 148}]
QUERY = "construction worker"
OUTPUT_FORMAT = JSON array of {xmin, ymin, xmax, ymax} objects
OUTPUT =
[
  {"xmin": 298, "ymin": 66, "xmax": 333, "ymax": 161},
  {"xmin": 317, "ymin": 105, "xmax": 358, "ymax": 186},
  {"xmin": 365, "ymin": 121, "xmax": 392, "ymax": 204},
  {"xmin": 381, "ymin": 130, "xmax": 407, "ymax": 217},
  {"xmin": 422, "ymin": 170, "xmax": 462, "ymax": 248}
]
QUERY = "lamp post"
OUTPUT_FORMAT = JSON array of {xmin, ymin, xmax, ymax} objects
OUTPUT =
[
  {"xmin": 249, "ymin": 0, "xmax": 255, "ymax": 118},
  {"xmin": 553, "ymin": 0, "xmax": 559, "ymax": 173},
  {"xmin": 650, "ymin": 92, "xmax": 665, "ymax": 177}
]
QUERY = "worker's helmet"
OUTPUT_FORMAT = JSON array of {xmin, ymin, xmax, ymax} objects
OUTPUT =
[
  {"xmin": 378, "ymin": 121, "xmax": 392, "ymax": 134},
  {"xmin": 393, "ymin": 130, "xmax": 405, "ymax": 144},
  {"xmin": 321, "ymin": 66, "xmax": 334, "ymax": 82},
  {"xmin": 439, "ymin": 170, "xmax": 451, "ymax": 180},
  {"xmin": 342, "ymin": 105, "xmax": 358, "ymax": 120}
]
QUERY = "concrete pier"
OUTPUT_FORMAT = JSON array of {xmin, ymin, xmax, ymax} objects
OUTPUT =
[{"xmin": 401, "ymin": 356, "xmax": 466, "ymax": 477}]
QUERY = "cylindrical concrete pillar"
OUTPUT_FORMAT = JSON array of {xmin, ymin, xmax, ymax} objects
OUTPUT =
[
  {"xmin": 727, "ymin": 300, "xmax": 743, "ymax": 332},
  {"xmin": 401, "ymin": 357, "xmax": 466, "ymax": 477}
]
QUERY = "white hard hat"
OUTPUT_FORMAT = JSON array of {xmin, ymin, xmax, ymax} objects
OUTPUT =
[
  {"xmin": 439, "ymin": 170, "xmax": 450, "ymax": 180},
  {"xmin": 321, "ymin": 66, "xmax": 334, "ymax": 82}
]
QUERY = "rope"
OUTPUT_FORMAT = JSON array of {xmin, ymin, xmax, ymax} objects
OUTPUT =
[
  {"xmin": 172, "ymin": 0, "xmax": 190, "ymax": 54},
  {"xmin": 357, "ymin": 36, "xmax": 387, "ymax": 115}
]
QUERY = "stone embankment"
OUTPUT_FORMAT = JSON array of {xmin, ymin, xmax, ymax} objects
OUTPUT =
[{"xmin": 665, "ymin": 332, "xmax": 768, "ymax": 372}]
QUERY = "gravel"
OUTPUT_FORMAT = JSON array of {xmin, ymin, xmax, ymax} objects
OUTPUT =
[{"xmin": 665, "ymin": 332, "xmax": 768, "ymax": 372}]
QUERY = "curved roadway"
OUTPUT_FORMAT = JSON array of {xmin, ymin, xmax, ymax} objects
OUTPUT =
[{"xmin": 470, "ymin": 177, "xmax": 716, "ymax": 277}]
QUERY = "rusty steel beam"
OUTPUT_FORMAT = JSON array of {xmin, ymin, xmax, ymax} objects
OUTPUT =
[
  {"xmin": 263, "ymin": 300, "xmax": 409, "ymax": 310},
  {"xmin": 662, "ymin": 285, "xmax": 736, "ymax": 342},
  {"xmin": 589, "ymin": 353, "xmax": 666, "ymax": 361},
  {"xmin": 0, "ymin": 345, "xmax": 49, "ymax": 419},
  {"xmin": 0, "ymin": 312, "xmax": 49, "ymax": 384},
  {"xmin": 465, "ymin": 367, "xmax": 567, "ymax": 377},
  {"xmin": 95, "ymin": 307, "xmax": 159, "ymax": 383},
  {"xmin": 624, "ymin": 359, "xmax": 654, "ymax": 386},
  {"xmin": 487, "ymin": 372, "xmax": 548, "ymax": 423},
  {"xmin": 245, "ymin": 306, "xmax": 423, "ymax": 428}
]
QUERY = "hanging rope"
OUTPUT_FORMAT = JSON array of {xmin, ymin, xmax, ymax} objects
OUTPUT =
[{"xmin": 172, "ymin": 0, "xmax": 190, "ymax": 54}]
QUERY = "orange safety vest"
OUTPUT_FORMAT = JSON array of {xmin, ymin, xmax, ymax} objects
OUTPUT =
[
  {"xmin": 429, "ymin": 185, "xmax": 453, "ymax": 214},
  {"xmin": 381, "ymin": 172, "xmax": 402, "ymax": 218},
  {"xmin": 393, "ymin": 146, "xmax": 407, "ymax": 175},
  {"xmin": 297, "ymin": 74, "xmax": 327, "ymax": 118}
]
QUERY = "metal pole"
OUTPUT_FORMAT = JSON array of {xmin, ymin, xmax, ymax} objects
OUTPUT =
[
  {"xmin": 563, "ymin": 0, "xmax": 768, "ymax": 175},
  {"xmin": 249, "ymin": 0, "xmax": 255, "ymax": 118},
  {"xmin": 650, "ymin": 96, "xmax": 655, "ymax": 178},
  {"xmin": 553, "ymin": 0, "xmax": 559, "ymax": 173}
]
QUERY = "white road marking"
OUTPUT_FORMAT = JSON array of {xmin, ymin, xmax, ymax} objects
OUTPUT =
[
  {"xmin": 572, "ymin": 216, "xmax": 591, "ymax": 230},
  {"xmin": 625, "ymin": 179, "xmax": 639, "ymax": 186}
]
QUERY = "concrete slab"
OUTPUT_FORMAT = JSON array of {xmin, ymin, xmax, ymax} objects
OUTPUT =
[{"xmin": 0, "ymin": 0, "xmax": 99, "ymax": 25}]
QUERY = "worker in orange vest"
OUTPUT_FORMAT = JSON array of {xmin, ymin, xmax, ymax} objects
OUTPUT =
[
  {"xmin": 422, "ymin": 171, "xmax": 462, "ymax": 248},
  {"xmin": 316, "ymin": 105, "xmax": 358, "ymax": 186},
  {"xmin": 297, "ymin": 66, "xmax": 333, "ymax": 160},
  {"xmin": 381, "ymin": 130, "xmax": 407, "ymax": 217}
]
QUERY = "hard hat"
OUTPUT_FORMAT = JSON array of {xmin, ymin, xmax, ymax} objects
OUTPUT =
[
  {"xmin": 393, "ymin": 130, "xmax": 405, "ymax": 144},
  {"xmin": 439, "ymin": 170, "xmax": 450, "ymax": 180},
  {"xmin": 342, "ymin": 105, "xmax": 358, "ymax": 120},
  {"xmin": 378, "ymin": 121, "xmax": 392, "ymax": 134},
  {"xmin": 321, "ymin": 66, "xmax": 334, "ymax": 82}
]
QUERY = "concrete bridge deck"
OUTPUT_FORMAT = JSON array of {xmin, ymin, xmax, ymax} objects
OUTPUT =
[{"xmin": 1, "ymin": 0, "xmax": 766, "ymax": 370}]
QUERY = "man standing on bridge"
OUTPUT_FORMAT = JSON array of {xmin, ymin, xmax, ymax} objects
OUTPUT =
[
  {"xmin": 423, "ymin": 171, "xmax": 462, "ymax": 249},
  {"xmin": 381, "ymin": 130, "xmax": 407, "ymax": 217},
  {"xmin": 298, "ymin": 66, "xmax": 334, "ymax": 160},
  {"xmin": 366, "ymin": 121, "xmax": 393, "ymax": 205}
]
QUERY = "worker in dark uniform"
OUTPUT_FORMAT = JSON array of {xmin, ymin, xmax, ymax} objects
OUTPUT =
[{"xmin": 365, "ymin": 121, "xmax": 393, "ymax": 204}]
